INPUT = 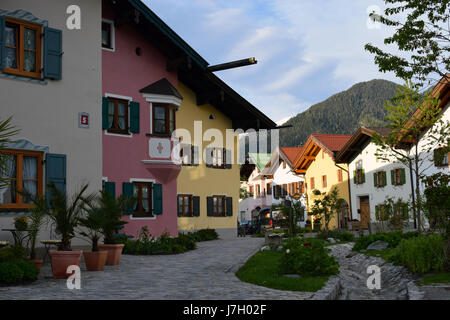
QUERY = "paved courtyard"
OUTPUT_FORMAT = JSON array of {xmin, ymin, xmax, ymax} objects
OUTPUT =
[{"xmin": 0, "ymin": 237, "xmax": 313, "ymax": 300}]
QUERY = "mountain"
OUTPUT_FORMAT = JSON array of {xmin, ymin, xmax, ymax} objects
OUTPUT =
[{"xmin": 279, "ymin": 79, "xmax": 399, "ymax": 147}]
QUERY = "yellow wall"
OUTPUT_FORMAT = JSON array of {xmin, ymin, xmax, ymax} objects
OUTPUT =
[
  {"xmin": 176, "ymin": 82, "xmax": 240, "ymax": 232},
  {"xmin": 305, "ymin": 149, "xmax": 350, "ymax": 230}
]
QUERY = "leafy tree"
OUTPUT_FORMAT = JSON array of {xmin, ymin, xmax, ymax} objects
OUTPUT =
[
  {"xmin": 376, "ymin": 197, "xmax": 410, "ymax": 232},
  {"xmin": 0, "ymin": 117, "xmax": 20, "ymax": 189},
  {"xmin": 365, "ymin": 0, "xmax": 450, "ymax": 86},
  {"xmin": 372, "ymin": 81, "xmax": 450, "ymax": 231},
  {"xmin": 308, "ymin": 187, "xmax": 344, "ymax": 237},
  {"xmin": 275, "ymin": 200, "xmax": 305, "ymax": 236}
]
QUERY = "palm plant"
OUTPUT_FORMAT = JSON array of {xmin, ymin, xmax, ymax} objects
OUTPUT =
[
  {"xmin": 46, "ymin": 182, "xmax": 96, "ymax": 251},
  {"xmin": 27, "ymin": 196, "xmax": 47, "ymax": 259},
  {"xmin": 93, "ymin": 190, "xmax": 136, "ymax": 244},
  {"xmin": 78, "ymin": 207, "xmax": 105, "ymax": 252},
  {"xmin": 0, "ymin": 117, "xmax": 20, "ymax": 189}
]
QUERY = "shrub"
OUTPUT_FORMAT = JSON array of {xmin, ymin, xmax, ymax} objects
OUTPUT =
[
  {"xmin": 122, "ymin": 232, "xmax": 197, "ymax": 255},
  {"xmin": 185, "ymin": 229, "xmax": 219, "ymax": 242},
  {"xmin": 14, "ymin": 260, "xmax": 38, "ymax": 281},
  {"xmin": 0, "ymin": 245, "xmax": 28, "ymax": 263},
  {"xmin": 279, "ymin": 238, "xmax": 339, "ymax": 276},
  {"xmin": 317, "ymin": 230, "xmax": 355, "ymax": 242},
  {"xmin": 391, "ymin": 234, "xmax": 446, "ymax": 274},
  {"xmin": 353, "ymin": 231, "xmax": 420, "ymax": 251},
  {"xmin": 0, "ymin": 262, "xmax": 24, "ymax": 284}
]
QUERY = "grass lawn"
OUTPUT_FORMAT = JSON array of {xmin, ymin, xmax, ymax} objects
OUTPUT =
[
  {"xmin": 359, "ymin": 248, "xmax": 396, "ymax": 261},
  {"xmin": 417, "ymin": 273, "xmax": 450, "ymax": 286},
  {"xmin": 235, "ymin": 250, "xmax": 329, "ymax": 292}
]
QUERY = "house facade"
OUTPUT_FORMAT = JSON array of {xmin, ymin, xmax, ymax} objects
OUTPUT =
[
  {"xmin": 0, "ymin": 0, "xmax": 102, "ymax": 245},
  {"xmin": 293, "ymin": 134, "xmax": 352, "ymax": 230},
  {"xmin": 335, "ymin": 128, "xmax": 413, "ymax": 231}
]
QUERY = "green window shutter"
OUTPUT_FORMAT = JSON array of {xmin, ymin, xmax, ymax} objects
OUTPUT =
[
  {"xmin": 226, "ymin": 197, "xmax": 233, "ymax": 216},
  {"xmin": 102, "ymin": 97, "xmax": 109, "ymax": 130},
  {"xmin": 0, "ymin": 16, "xmax": 5, "ymax": 69},
  {"xmin": 382, "ymin": 171, "xmax": 387, "ymax": 186},
  {"xmin": 207, "ymin": 197, "xmax": 214, "ymax": 216},
  {"xmin": 45, "ymin": 153, "xmax": 67, "ymax": 204},
  {"xmin": 353, "ymin": 170, "xmax": 357, "ymax": 184},
  {"xmin": 153, "ymin": 184, "xmax": 163, "ymax": 215},
  {"xmin": 122, "ymin": 182, "xmax": 134, "ymax": 215},
  {"xmin": 375, "ymin": 205, "xmax": 379, "ymax": 220},
  {"xmin": 400, "ymin": 168, "xmax": 406, "ymax": 185},
  {"xmin": 129, "ymin": 101, "xmax": 140, "ymax": 133},
  {"xmin": 43, "ymin": 27, "xmax": 63, "ymax": 80},
  {"xmin": 373, "ymin": 172, "xmax": 378, "ymax": 187},
  {"xmin": 362, "ymin": 169, "xmax": 365, "ymax": 183},
  {"xmin": 104, "ymin": 182, "xmax": 116, "ymax": 199},
  {"xmin": 391, "ymin": 170, "xmax": 395, "ymax": 185},
  {"xmin": 193, "ymin": 196, "xmax": 200, "ymax": 217}
]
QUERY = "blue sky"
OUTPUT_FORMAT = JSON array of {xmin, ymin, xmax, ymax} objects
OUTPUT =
[{"xmin": 143, "ymin": 0, "xmax": 402, "ymax": 124}]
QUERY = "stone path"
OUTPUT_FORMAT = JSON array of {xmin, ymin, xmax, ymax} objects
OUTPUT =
[
  {"xmin": 0, "ymin": 238, "xmax": 313, "ymax": 300},
  {"xmin": 329, "ymin": 243, "xmax": 418, "ymax": 300}
]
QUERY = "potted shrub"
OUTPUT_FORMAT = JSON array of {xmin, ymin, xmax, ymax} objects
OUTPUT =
[
  {"xmin": 96, "ymin": 190, "xmax": 135, "ymax": 265},
  {"xmin": 78, "ymin": 208, "xmax": 108, "ymax": 271},
  {"xmin": 46, "ymin": 182, "xmax": 96, "ymax": 279}
]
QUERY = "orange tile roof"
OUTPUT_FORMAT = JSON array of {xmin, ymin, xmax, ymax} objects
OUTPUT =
[
  {"xmin": 280, "ymin": 147, "xmax": 303, "ymax": 165},
  {"xmin": 311, "ymin": 134, "xmax": 352, "ymax": 152}
]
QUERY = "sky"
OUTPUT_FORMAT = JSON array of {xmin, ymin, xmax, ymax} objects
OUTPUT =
[{"xmin": 143, "ymin": 0, "xmax": 402, "ymax": 124}]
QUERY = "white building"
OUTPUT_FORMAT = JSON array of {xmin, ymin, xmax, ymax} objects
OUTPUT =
[{"xmin": 336, "ymin": 128, "xmax": 413, "ymax": 231}]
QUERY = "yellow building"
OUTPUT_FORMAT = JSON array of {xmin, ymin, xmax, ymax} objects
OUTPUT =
[
  {"xmin": 176, "ymin": 81, "xmax": 276, "ymax": 238},
  {"xmin": 292, "ymin": 134, "xmax": 352, "ymax": 230}
]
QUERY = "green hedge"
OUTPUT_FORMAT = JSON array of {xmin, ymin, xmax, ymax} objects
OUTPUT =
[
  {"xmin": 279, "ymin": 238, "xmax": 339, "ymax": 276},
  {"xmin": 0, "ymin": 260, "xmax": 38, "ymax": 285},
  {"xmin": 391, "ymin": 234, "xmax": 446, "ymax": 274},
  {"xmin": 353, "ymin": 231, "xmax": 420, "ymax": 251}
]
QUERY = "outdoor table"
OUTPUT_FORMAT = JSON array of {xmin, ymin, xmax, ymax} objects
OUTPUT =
[
  {"xmin": 1, "ymin": 229, "xmax": 31, "ymax": 247},
  {"xmin": 0, "ymin": 241, "xmax": 10, "ymax": 248},
  {"xmin": 40, "ymin": 240, "xmax": 62, "ymax": 263}
]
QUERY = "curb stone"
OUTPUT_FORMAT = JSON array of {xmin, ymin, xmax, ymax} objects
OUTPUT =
[
  {"xmin": 225, "ymin": 241, "xmax": 265, "ymax": 274},
  {"xmin": 309, "ymin": 276, "xmax": 341, "ymax": 300},
  {"xmin": 407, "ymin": 281, "xmax": 425, "ymax": 300}
]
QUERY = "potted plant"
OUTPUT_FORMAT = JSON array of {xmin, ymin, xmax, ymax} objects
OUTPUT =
[
  {"xmin": 26, "ymin": 196, "xmax": 47, "ymax": 273},
  {"xmin": 46, "ymin": 182, "xmax": 96, "ymax": 279},
  {"xmin": 96, "ymin": 190, "xmax": 135, "ymax": 265},
  {"xmin": 78, "ymin": 207, "xmax": 108, "ymax": 271}
]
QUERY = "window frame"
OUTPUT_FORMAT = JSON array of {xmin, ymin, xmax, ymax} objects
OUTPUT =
[
  {"xmin": 310, "ymin": 177, "xmax": 315, "ymax": 190},
  {"xmin": 337, "ymin": 169, "xmax": 343, "ymax": 182},
  {"xmin": 322, "ymin": 175, "xmax": 327, "ymax": 188},
  {"xmin": 376, "ymin": 171, "xmax": 384, "ymax": 187},
  {"xmin": 132, "ymin": 181, "xmax": 153, "ymax": 218},
  {"xmin": 356, "ymin": 169, "xmax": 364, "ymax": 184},
  {"xmin": 101, "ymin": 19, "xmax": 115, "ymax": 51},
  {"xmin": 3, "ymin": 18, "xmax": 42, "ymax": 79},
  {"xmin": 177, "ymin": 194, "xmax": 193, "ymax": 217},
  {"xmin": 212, "ymin": 195, "xmax": 226, "ymax": 217},
  {"xmin": 394, "ymin": 168, "xmax": 402, "ymax": 185},
  {"xmin": 152, "ymin": 104, "xmax": 176, "ymax": 136},
  {"xmin": 434, "ymin": 147, "xmax": 449, "ymax": 167},
  {"xmin": 0, "ymin": 149, "xmax": 43, "ymax": 210},
  {"xmin": 107, "ymin": 97, "xmax": 129, "ymax": 135},
  {"xmin": 266, "ymin": 183, "xmax": 272, "ymax": 195}
]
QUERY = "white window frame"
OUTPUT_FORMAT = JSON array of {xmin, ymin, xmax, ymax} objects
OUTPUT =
[{"xmin": 102, "ymin": 19, "xmax": 115, "ymax": 52}]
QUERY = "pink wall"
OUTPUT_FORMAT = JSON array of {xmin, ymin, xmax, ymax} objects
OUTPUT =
[{"xmin": 102, "ymin": 2, "xmax": 179, "ymax": 237}]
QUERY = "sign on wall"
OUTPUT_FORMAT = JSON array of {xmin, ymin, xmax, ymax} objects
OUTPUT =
[{"xmin": 78, "ymin": 112, "xmax": 90, "ymax": 129}]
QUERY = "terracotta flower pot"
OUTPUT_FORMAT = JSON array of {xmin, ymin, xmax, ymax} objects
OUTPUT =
[
  {"xmin": 49, "ymin": 250, "xmax": 82, "ymax": 279},
  {"xmin": 97, "ymin": 244, "xmax": 124, "ymax": 266},
  {"xmin": 28, "ymin": 259, "xmax": 43, "ymax": 274},
  {"xmin": 83, "ymin": 251, "xmax": 108, "ymax": 271}
]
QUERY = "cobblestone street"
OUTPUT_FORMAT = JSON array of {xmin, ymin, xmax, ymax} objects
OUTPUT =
[{"xmin": 0, "ymin": 238, "xmax": 313, "ymax": 300}]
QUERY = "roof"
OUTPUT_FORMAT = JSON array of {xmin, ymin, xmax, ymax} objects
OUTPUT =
[
  {"xmin": 293, "ymin": 134, "xmax": 352, "ymax": 173},
  {"xmin": 248, "ymin": 153, "xmax": 272, "ymax": 171},
  {"xmin": 335, "ymin": 127, "xmax": 391, "ymax": 163},
  {"xmin": 139, "ymin": 78, "xmax": 183, "ymax": 99},
  {"xmin": 280, "ymin": 147, "xmax": 303, "ymax": 167}
]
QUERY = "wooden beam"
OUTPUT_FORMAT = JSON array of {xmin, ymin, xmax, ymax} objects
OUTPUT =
[{"xmin": 304, "ymin": 155, "xmax": 315, "ymax": 160}]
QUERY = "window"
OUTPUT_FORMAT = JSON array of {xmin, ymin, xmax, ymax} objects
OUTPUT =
[
  {"xmin": 249, "ymin": 185, "xmax": 254, "ymax": 196},
  {"xmin": 355, "ymin": 169, "xmax": 365, "ymax": 185},
  {"xmin": 0, "ymin": 149, "xmax": 43, "ymax": 209},
  {"xmin": 310, "ymin": 177, "xmax": 315, "ymax": 190},
  {"xmin": 3, "ymin": 19, "xmax": 42, "ymax": 79},
  {"xmin": 107, "ymin": 97, "xmax": 129, "ymax": 134},
  {"xmin": 180, "ymin": 144, "xmax": 199, "ymax": 166},
  {"xmin": 177, "ymin": 194, "xmax": 193, "ymax": 217},
  {"xmin": 374, "ymin": 171, "xmax": 386, "ymax": 188},
  {"xmin": 282, "ymin": 161, "xmax": 286, "ymax": 169},
  {"xmin": 211, "ymin": 148, "xmax": 225, "ymax": 168},
  {"xmin": 153, "ymin": 104, "xmax": 176, "ymax": 135},
  {"xmin": 337, "ymin": 169, "xmax": 343, "ymax": 182},
  {"xmin": 282, "ymin": 184, "xmax": 288, "ymax": 197},
  {"xmin": 376, "ymin": 205, "xmax": 388, "ymax": 221},
  {"xmin": 266, "ymin": 183, "xmax": 272, "ymax": 195},
  {"xmin": 256, "ymin": 185, "xmax": 261, "ymax": 197},
  {"xmin": 322, "ymin": 175, "xmax": 327, "ymax": 188},
  {"xmin": 392, "ymin": 168, "xmax": 406, "ymax": 186},
  {"xmin": 132, "ymin": 182, "xmax": 153, "ymax": 217},
  {"xmin": 101, "ymin": 21, "xmax": 114, "ymax": 50},
  {"xmin": 212, "ymin": 195, "xmax": 226, "ymax": 217},
  {"xmin": 434, "ymin": 148, "xmax": 449, "ymax": 167}
]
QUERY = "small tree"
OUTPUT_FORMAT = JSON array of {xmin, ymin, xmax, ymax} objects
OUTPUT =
[
  {"xmin": 376, "ymin": 197, "xmax": 410, "ymax": 232},
  {"xmin": 276, "ymin": 200, "xmax": 305, "ymax": 236},
  {"xmin": 308, "ymin": 187, "xmax": 344, "ymax": 237},
  {"xmin": 372, "ymin": 81, "xmax": 450, "ymax": 231}
]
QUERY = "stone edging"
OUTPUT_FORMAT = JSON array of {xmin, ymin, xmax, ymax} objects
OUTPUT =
[
  {"xmin": 224, "ymin": 242, "xmax": 265, "ymax": 274},
  {"xmin": 406, "ymin": 281, "xmax": 425, "ymax": 300},
  {"xmin": 309, "ymin": 275, "xmax": 341, "ymax": 300}
]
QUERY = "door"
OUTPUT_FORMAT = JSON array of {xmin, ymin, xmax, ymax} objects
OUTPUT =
[{"xmin": 360, "ymin": 202, "xmax": 370, "ymax": 229}]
